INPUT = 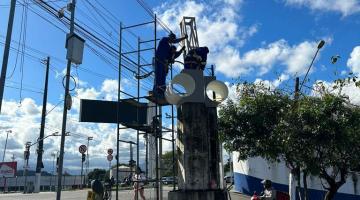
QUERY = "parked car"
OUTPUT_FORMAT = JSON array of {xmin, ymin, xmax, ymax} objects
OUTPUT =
[
  {"xmin": 161, "ymin": 176, "xmax": 177, "ymax": 185},
  {"xmin": 224, "ymin": 175, "xmax": 234, "ymax": 183}
]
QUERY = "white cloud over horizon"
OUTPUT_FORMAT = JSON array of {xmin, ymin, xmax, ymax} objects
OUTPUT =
[
  {"xmin": 0, "ymin": 78, "xmax": 144, "ymax": 174},
  {"xmin": 284, "ymin": 0, "xmax": 360, "ymax": 16}
]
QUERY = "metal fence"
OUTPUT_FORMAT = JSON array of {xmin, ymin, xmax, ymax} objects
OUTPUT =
[{"xmin": 0, "ymin": 175, "xmax": 84, "ymax": 192}]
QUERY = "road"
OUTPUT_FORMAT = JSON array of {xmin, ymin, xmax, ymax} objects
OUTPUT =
[{"xmin": 0, "ymin": 187, "xmax": 250, "ymax": 200}]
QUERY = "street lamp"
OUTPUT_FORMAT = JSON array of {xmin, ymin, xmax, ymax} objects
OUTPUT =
[
  {"xmin": 86, "ymin": 136, "xmax": 93, "ymax": 176},
  {"xmin": 299, "ymin": 40, "xmax": 325, "ymax": 91},
  {"xmin": 2, "ymin": 130, "xmax": 12, "ymax": 162}
]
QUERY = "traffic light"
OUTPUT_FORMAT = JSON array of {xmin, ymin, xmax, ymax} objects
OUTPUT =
[{"xmin": 82, "ymin": 153, "xmax": 86, "ymax": 162}]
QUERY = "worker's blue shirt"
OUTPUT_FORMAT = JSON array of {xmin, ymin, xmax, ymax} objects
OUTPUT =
[{"xmin": 156, "ymin": 37, "xmax": 171, "ymax": 61}]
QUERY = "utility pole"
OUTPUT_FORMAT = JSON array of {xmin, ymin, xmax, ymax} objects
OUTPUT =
[
  {"xmin": 0, "ymin": 0, "xmax": 16, "ymax": 114},
  {"xmin": 23, "ymin": 142, "xmax": 31, "ymax": 193},
  {"xmin": 35, "ymin": 57, "xmax": 50, "ymax": 193},
  {"xmin": 295, "ymin": 77, "xmax": 299, "ymax": 100},
  {"xmin": 2, "ymin": 130, "xmax": 12, "ymax": 162},
  {"xmin": 57, "ymin": 0, "xmax": 76, "ymax": 199},
  {"xmin": 289, "ymin": 77, "xmax": 300, "ymax": 200}
]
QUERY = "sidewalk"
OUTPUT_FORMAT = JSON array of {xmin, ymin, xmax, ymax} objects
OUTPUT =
[{"xmin": 230, "ymin": 191, "xmax": 251, "ymax": 199}]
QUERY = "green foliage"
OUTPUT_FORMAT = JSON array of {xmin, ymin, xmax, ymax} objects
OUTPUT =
[
  {"xmin": 219, "ymin": 83, "xmax": 292, "ymax": 162},
  {"xmin": 162, "ymin": 151, "xmax": 177, "ymax": 177},
  {"xmin": 88, "ymin": 168, "xmax": 107, "ymax": 181},
  {"xmin": 219, "ymin": 80, "xmax": 360, "ymax": 199}
]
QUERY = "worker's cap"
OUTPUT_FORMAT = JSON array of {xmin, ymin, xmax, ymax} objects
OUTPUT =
[{"xmin": 168, "ymin": 32, "xmax": 176, "ymax": 40}]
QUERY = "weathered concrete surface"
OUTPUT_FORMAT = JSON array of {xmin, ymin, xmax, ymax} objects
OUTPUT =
[{"xmin": 172, "ymin": 103, "xmax": 226, "ymax": 200}]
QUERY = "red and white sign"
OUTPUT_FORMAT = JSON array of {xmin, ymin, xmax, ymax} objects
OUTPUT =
[
  {"xmin": 0, "ymin": 162, "xmax": 17, "ymax": 178},
  {"xmin": 79, "ymin": 145, "xmax": 87, "ymax": 154},
  {"xmin": 107, "ymin": 154, "xmax": 113, "ymax": 161},
  {"xmin": 107, "ymin": 148, "xmax": 113, "ymax": 155}
]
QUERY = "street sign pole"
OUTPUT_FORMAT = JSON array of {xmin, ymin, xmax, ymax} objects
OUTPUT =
[
  {"xmin": 80, "ymin": 154, "xmax": 84, "ymax": 189},
  {"xmin": 78, "ymin": 145, "xmax": 87, "ymax": 189},
  {"xmin": 107, "ymin": 152, "xmax": 113, "ymax": 176}
]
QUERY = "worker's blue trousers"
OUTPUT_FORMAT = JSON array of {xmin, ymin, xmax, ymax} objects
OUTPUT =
[{"xmin": 153, "ymin": 61, "xmax": 167, "ymax": 96}]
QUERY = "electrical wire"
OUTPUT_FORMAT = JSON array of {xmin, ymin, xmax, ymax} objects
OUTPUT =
[
  {"xmin": 6, "ymin": 4, "xmax": 25, "ymax": 80},
  {"xmin": 17, "ymin": 0, "xmax": 29, "ymax": 105},
  {"xmin": 36, "ymin": 0, "xmax": 155, "ymax": 92}
]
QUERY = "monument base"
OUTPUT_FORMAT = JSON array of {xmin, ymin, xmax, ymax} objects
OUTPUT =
[{"xmin": 168, "ymin": 189, "xmax": 228, "ymax": 200}]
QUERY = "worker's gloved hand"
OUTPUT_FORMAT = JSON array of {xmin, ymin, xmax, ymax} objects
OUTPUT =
[
  {"xmin": 181, "ymin": 46, "xmax": 185, "ymax": 51},
  {"xmin": 184, "ymin": 34, "xmax": 188, "ymax": 39}
]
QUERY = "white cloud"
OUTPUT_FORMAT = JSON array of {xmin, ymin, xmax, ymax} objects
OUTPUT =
[
  {"xmin": 101, "ymin": 79, "xmax": 118, "ymax": 93},
  {"xmin": 284, "ymin": 41, "xmax": 317, "ymax": 75},
  {"xmin": 0, "ymin": 78, "xmax": 147, "ymax": 174},
  {"xmin": 213, "ymin": 39, "xmax": 319, "ymax": 77},
  {"xmin": 284, "ymin": 0, "xmax": 360, "ymax": 16},
  {"xmin": 312, "ymin": 80, "xmax": 360, "ymax": 105},
  {"xmin": 101, "ymin": 79, "xmax": 118, "ymax": 101},
  {"xmin": 20, "ymin": 98, "xmax": 41, "ymax": 115},
  {"xmin": 254, "ymin": 73, "xmax": 290, "ymax": 90},
  {"xmin": 347, "ymin": 46, "xmax": 360, "ymax": 74},
  {"xmin": 156, "ymin": 1, "xmax": 323, "ymax": 78},
  {"xmin": 224, "ymin": 0, "xmax": 243, "ymax": 6},
  {"xmin": 225, "ymin": 82, "xmax": 240, "ymax": 102},
  {"xmin": 156, "ymin": 0, "xmax": 257, "ymax": 77}
]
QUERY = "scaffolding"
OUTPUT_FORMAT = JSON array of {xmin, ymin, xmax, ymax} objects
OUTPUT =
[{"xmin": 116, "ymin": 15, "xmax": 176, "ymax": 200}]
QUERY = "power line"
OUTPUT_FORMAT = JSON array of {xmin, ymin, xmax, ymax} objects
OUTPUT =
[
  {"xmin": 135, "ymin": 0, "xmax": 172, "ymax": 33},
  {"xmin": 31, "ymin": 0, "xmax": 157, "ymax": 94},
  {"xmin": 6, "ymin": 3, "xmax": 26, "ymax": 79},
  {"xmin": 5, "ymin": 85, "xmax": 43, "ymax": 94}
]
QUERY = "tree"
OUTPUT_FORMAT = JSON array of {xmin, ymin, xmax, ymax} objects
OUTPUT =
[
  {"xmin": 224, "ymin": 160, "xmax": 231, "ymax": 174},
  {"xmin": 88, "ymin": 168, "xmax": 107, "ymax": 181},
  {"xmin": 219, "ymin": 81, "xmax": 360, "ymax": 200},
  {"xmin": 162, "ymin": 151, "xmax": 177, "ymax": 177}
]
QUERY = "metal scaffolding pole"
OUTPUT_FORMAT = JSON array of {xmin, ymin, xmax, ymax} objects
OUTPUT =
[
  {"xmin": 154, "ymin": 14, "xmax": 160, "ymax": 200},
  {"xmin": 136, "ymin": 37, "xmax": 141, "ymax": 200},
  {"xmin": 170, "ymin": 64, "xmax": 176, "ymax": 191},
  {"xmin": 113, "ymin": 14, "xmax": 178, "ymax": 200}
]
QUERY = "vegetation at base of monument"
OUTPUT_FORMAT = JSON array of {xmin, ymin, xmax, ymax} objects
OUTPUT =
[{"xmin": 218, "ymin": 76, "xmax": 360, "ymax": 200}]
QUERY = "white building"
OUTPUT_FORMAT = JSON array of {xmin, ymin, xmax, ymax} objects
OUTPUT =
[
  {"xmin": 232, "ymin": 152, "xmax": 360, "ymax": 199},
  {"xmin": 110, "ymin": 165, "xmax": 132, "ymax": 182}
]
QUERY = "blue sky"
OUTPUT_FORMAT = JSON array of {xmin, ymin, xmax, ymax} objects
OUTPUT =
[{"xmin": 0, "ymin": 0, "xmax": 360, "ymax": 174}]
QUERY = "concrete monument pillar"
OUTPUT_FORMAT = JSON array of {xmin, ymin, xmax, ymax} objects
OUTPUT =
[{"xmin": 167, "ymin": 70, "xmax": 228, "ymax": 200}]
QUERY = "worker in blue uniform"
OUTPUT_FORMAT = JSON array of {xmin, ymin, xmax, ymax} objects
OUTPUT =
[
  {"xmin": 153, "ymin": 32, "xmax": 187, "ymax": 97},
  {"xmin": 184, "ymin": 46, "xmax": 209, "ymax": 70}
]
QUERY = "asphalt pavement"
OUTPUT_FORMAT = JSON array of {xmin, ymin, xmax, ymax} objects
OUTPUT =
[{"xmin": 0, "ymin": 187, "xmax": 251, "ymax": 200}]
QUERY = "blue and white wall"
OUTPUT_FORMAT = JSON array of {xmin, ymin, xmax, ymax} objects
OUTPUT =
[{"xmin": 232, "ymin": 153, "xmax": 360, "ymax": 200}]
